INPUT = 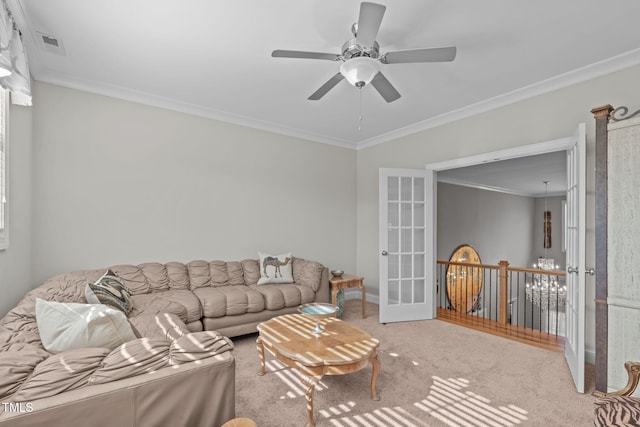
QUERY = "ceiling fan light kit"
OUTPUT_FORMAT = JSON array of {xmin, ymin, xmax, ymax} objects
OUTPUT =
[
  {"xmin": 340, "ymin": 57, "xmax": 380, "ymax": 87},
  {"xmin": 272, "ymin": 1, "xmax": 457, "ymax": 103}
]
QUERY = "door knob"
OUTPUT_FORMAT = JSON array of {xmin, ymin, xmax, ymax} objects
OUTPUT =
[
  {"xmin": 586, "ymin": 268, "xmax": 596, "ymax": 276},
  {"xmin": 567, "ymin": 267, "xmax": 579, "ymax": 274},
  {"xmin": 381, "ymin": 251, "xmax": 388, "ymax": 256}
]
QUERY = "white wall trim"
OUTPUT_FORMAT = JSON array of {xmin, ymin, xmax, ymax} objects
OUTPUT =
[
  {"xmin": 426, "ymin": 137, "xmax": 574, "ymax": 171},
  {"xmin": 34, "ymin": 72, "xmax": 356, "ymax": 150},
  {"xmin": 437, "ymin": 176, "xmax": 565, "ymax": 198},
  {"xmin": 26, "ymin": 47, "xmax": 640, "ymax": 152}
]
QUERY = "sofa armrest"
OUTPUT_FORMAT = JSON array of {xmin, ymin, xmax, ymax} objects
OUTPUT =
[
  {"xmin": 594, "ymin": 361, "xmax": 640, "ymax": 397},
  {"xmin": 314, "ymin": 267, "xmax": 330, "ymax": 303}
]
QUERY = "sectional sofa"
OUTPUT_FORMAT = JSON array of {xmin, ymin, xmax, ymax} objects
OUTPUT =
[{"xmin": 0, "ymin": 256, "xmax": 330, "ymax": 426}]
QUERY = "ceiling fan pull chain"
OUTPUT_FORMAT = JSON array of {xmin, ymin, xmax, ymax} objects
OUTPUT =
[{"xmin": 358, "ymin": 86, "xmax": 363, "ymax": 131}]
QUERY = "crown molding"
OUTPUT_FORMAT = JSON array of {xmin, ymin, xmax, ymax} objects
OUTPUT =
[
  {"xmin": 33, "ymin": 71, "xmax": 357, "ymax": 150},
  {"xmin": 356, "ymin": 48, "xmax": 640, "ymax": 150},
  {"xmin": 32, "ymin": 47, "xmax": 640, "ymax": 152}
]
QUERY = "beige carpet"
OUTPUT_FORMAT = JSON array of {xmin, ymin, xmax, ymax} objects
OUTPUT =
[{"xmin": 231, "ymin": 300, "xmax": 596, "ymax": 426}]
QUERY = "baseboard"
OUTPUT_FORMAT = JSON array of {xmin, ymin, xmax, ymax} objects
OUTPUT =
[
  {"xmin": 585, "ymin": 347, "xmax": 595, "ymax": 365},
  {"xmin": 342, "ymin": 289, "xmax": 379, "ymax": 304}
]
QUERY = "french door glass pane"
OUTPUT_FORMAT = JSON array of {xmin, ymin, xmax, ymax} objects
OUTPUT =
[
  {"xmin": 414, "ymin": 254, "xmax": 424, "ymax": 277},
  {"xmin": 401, "ymin": 203, "xmax": 412, "ymax": 226},
  {"xmin": 388, "ymin": 280, "xmax": 399, "ymax": 305},
  {"xmin": 388, "ymin": 229, "xmax": 399, "ymax": 253},
  {"xmin": 388, "ymin": 202, "xmax": 399, "ymax": 227},
  {"xmin": 388, "ymin": 254, "xmax": 399, "ymax": 279},
  {"xmin": 401, "ymin": 177, "xmax": 412, "ymax": 201},
  {"xmin": 414, "ymin": 177, "xmax": 425, "ymax": 202},
  {"xmin": 401, "ymin": 280, "xmax": 413, "ymax": 303},
  {"xmin": 401, "ymin": 229, "xmax": 412, "ymax": 252},
  {"xmin": 414, "ymin": 229, "xmax": 424, "ymax": 252},
  {"xmin": 414, "ymin": 203, "xmax": 424, "ymax": 226},
  {"xmin": 388, "ymin": 177, "xmax": 399, "ymax": 201},
  {"xmin": 414, "ymin": 279, "xmax": 425, "ymax": 303},
  {"xmin": 401, "ymin": 254, "xmax": 412, "ymax": 277}
]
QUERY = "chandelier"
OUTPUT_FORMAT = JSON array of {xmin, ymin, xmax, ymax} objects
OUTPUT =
[{"xmin": 525, "ymin": 257, "xmax": 566, "ymax": 310}]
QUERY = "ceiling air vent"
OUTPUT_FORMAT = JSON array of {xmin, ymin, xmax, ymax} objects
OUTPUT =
[{"xmin": 36, "ymin": 31, "xmax": 65, "ymax": 55}]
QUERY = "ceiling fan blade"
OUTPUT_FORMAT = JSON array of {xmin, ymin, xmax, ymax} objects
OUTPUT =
[
  {"xmin": 370, "ymin": 72, "xmax": 401, "ymax": 103},
  {"xmin": 308, "ymin": 73, "xmax": 345, "ymax": 100},
  {"xmin": 382, "ymin": 46, "xmax": 457, "ymax": 64},
  {"xmin": 272, "ymin": 50, "xmax": 340, "ymax": 61},
  {"xmin": 355, "ymin": 2, "xmax": 386, "ymax": 47}
]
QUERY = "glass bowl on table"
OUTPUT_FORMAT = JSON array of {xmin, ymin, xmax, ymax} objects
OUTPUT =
[{"xmin": 297, "ymin": 302, "xmax": 339, "ymax": 334}]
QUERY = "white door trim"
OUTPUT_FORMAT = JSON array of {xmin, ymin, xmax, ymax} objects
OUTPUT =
[{"xmin": 426, "ymin": 137, "xmax": 575, "ymax": 172}]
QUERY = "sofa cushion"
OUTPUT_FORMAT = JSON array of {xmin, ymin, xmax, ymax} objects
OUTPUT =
[
  {"xmin": 165, "ymin": 261, "xmax": 190, "ymax": 290},
  {"xmin": 163, "ymin": 290, "xmax": 202, "ymax": 322},
  {"xmin": 242, "ymin": 259, "xmax": 260, "ymax": 286},
  {"xmin": 258, "ymin": 252, "xmax": 293, "ymax": 285},
  {"xmin": 169, "ymin": 331, "xmax": 233, "ymax": 365},
  {"xmin": 11, "ymin": 347, "xmax": 111, "ymax": 401},
  {"xmin": 88, "ymin": 338, "xmax": 171, "ymax": 385},
  {"xmin": 35, "ymin": 299, "xmax": 138, "ymax": 353},
  {"xmin": 129, "ymin": 289, "xmax": 202, "ymax": 323},
  {"xmin": 109, "ymin": 265, "xmax": 150, "ymax": 295},
  {"xmin": 128, "ymin": 312, "xmax": 191, "ymax": 342},
  {"xmin": 85, "ymin": 270, "xmax": 133, "ymax": 314},
  {"xmin": 138, "ymin": 262, "xmax": 170, "ymax": 291},
  {"xmin": 129, "ymin": 293, "xmax": 188, "ymax": 322},
  {"xmin": 209, "ymin": 261, "xmax": 229, "ymax": 286},
  {"xmin": 187, "ymin": 260, "xmax": 212, "ymax": 289},
  {"xmin": 293, "ymin": 258, "xmax": 325, "ymax": 292},
  {"xmin": 0, "ymin": 348, "xmax": 50, "ymax": 400},
  {"xmin": 194, "ymin": 286, "xmax": 265, "ymax": 318},
  {"xmin": 227, "ymin": 261, "xmax": 245, "ymax": 286},
  {"xmin": 252, "ymin": 283, "xmax": 316, "ymax": 310}
]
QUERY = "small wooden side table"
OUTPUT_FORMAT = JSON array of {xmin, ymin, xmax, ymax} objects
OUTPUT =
[{"xmin": 329, "ymin": 274, "xmax": 366, "ymax": 318}]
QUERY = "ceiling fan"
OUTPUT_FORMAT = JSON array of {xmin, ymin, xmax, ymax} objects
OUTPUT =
[{"xmin": 272, "ymin": 2, "xmax": 457, "ymax": 103}]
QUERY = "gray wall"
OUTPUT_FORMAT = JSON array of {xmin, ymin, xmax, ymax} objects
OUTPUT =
[
  {"xmin": 532, "ymin": 196, "xmax": 566, "ymax": 268},
  {"xmin": 29, "ymin": 82, "xmax": 357, "ymax": 285},
  {"xmin": 0, "ymin": 102, "xmax": 33, "ymax": 316},
  {"xmin": 437, "ymin": 182, "xmax": 535, "ymax": 267},
  {"xmin": 0, "ymin": 81, "xmax": 358, "ymax": 317}
]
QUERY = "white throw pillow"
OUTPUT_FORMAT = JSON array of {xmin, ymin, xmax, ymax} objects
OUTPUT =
[
  {"xmin": 257, "ymin": 252, "xmax": 294, "ymax": 285},
  {"xmin": 35, "ymin": 298, "xmax": 138, "ymax": 353}
]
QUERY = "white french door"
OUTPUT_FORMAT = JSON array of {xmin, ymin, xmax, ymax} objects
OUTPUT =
[
  {"xmin": 379, "ymin": 168, "xmax": 435, "ymax": 323},
  {"xmin": 565, "ymin": 123, "xmax": 586, "ymax": 393}
]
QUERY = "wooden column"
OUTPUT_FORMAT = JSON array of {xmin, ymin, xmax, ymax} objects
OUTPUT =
[
  {"xmin": 498, "ymin": 260, "xmax": 509, "ymax": 324},
  {"xmin": 592, "ymin": 104, "xmax": 613, "ymax": 393}
]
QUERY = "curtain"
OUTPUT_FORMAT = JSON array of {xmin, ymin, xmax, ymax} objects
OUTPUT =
[{"xmin": 0, "ymin": 0, "xmax": 30, "ymax": 106}]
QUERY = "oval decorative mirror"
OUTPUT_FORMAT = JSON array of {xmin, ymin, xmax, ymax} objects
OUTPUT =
[{"xmin": 446, "ymin": 244, "xmax": 483, "ymax": 313}]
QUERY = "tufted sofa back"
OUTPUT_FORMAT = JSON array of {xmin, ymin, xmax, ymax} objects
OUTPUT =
[{"xmin": 106, "ymin": 259, "xmax": 262, "ymax": 294}]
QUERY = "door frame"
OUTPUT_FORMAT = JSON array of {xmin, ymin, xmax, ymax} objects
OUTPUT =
[{"xmin": 426, "ymin": 135, "xmax": 578, "ymax": 316}]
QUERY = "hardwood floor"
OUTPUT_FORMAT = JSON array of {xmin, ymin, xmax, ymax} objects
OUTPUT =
[{"xmin": 437, "ymin": 307, "xmax": 565, "ymax": 352}]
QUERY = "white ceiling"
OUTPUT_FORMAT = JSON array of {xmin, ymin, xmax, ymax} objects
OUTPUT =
[
  {"xmin": 438, "ymin": 151, "xmax": 567, "ymax": 197},
  {"xmin": 10, "ymin": 0, "xmax": 640, "ymax": 149}
]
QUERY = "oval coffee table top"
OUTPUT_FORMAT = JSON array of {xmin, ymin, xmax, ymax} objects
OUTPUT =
[{"xmin": 257, "ymin": 314, "xmax": 379, "ymax": 367}]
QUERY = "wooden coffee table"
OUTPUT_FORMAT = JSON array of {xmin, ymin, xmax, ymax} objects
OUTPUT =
[{"xmin": 256, "ymin": 314, "xmax": 381, "ymax": 427}]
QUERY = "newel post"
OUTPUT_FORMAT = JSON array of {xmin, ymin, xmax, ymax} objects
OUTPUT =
[{"xmin": 498, "ymin": 260, "xmax": 509, "ymax": 324}]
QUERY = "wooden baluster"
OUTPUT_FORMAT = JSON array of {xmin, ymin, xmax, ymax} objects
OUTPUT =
[{"xmin": 499, "ymin": 260, "xmax": 509, "ymax": 324}]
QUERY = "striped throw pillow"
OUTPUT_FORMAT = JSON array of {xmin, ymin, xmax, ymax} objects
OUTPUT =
[{"xmin": 85, "ymin": 270, "xmax": 133, "ymax": 314}]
